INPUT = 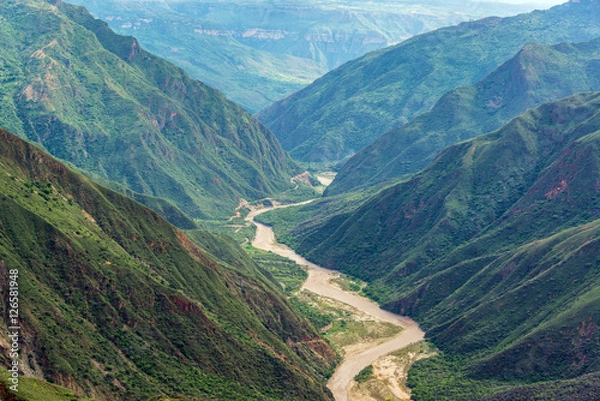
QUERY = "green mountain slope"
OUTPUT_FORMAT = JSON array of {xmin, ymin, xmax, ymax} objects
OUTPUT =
[
  {"xmin": 258, "ymin": 0, "xmax": 600, "ymax": 162},
  {"xmin": 478, "ymin": 372, "xmax": 600, "ymax": 401},
  {"xmin": 65, "ymin": 0, "xmax": 327, "ymax": 113},
  {"xmin": 327, "ymin": 38, "xmax": 600, "ymax": 195},
  {"xmin": 0, "ymin": 0, "xmax": 299, "ymax": 222},
  {"xmin": 64, "ymin": 0, "xmax": 534, "ymax": 113},
  {"xmin": 0, "ymin": 127, "xmax": 336, "ymax": 400},
  {"xmin": 271, "ymin": 93, "xmax": 600, "ymax": 399},
  {"xmin": 406, "ymin": 220, "xmax": 600, "ymax": 400}
]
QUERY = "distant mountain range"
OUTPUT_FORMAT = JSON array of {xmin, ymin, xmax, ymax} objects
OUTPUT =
[
  {"xmin": 0, "ymin": 0, "xmax": 299, "ymax": 222},
  {"xmin": 258, "ymin": 0, "xmax": 600, "ymax": 162},
  {"xmin": 0, "ymin": 127, "xmax": 335, "ymax": 400},
  {"xmin": 65, "ymin": 0, "xmax": 536, "ymax": 112},
  {"xmin": 269, "ymin": 92, "xmax": 600, "ymax": 399},
  {"xmin": 327, "ymin": 37, "xmax": 600, "ymax": 195},
  {"xmin": 2, "ymin": 1, "xmax": 599, "ymax": 400}
]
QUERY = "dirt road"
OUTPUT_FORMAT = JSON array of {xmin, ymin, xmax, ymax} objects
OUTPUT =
[{"xmin": 247, "ymin": 203, "xmax": 424, "ymax": 401}]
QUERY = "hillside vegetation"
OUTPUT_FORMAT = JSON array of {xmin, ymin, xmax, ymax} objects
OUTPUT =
[
  {"xmin": 0, "ymin": 0, "xmax": 299, "ymax": 222},
  {"xmin": 2, "ymin": 1, "xmax": 599, "ymax": 400},
  {"xmin": 258, "ymin": 0, "xmax": 600, "ymax": 162},
  {"xmin": 328, "ymin": 37, "xmax": 600, "ymax": 195},
  {"xmin": 270, "ymin": 93, "xmax": 600, "ymax": 399},
  {"xmin": 0, "ymin": 127, "xmax": 336, "ymax": 400}
]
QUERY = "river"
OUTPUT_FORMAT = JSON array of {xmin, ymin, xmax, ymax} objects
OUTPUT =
[{"xmin": 246, "ymin": 202, "xmax": 425, "ymax": 401}]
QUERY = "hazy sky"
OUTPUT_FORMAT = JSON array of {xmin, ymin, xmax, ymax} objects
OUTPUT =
[{"xmin": 474, "ymin": 0, "xmax": 565, "ymax": 4}]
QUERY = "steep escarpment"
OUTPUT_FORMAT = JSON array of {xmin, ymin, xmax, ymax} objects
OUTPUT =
[
  {"xmin": 0, "ymin": 127, "xmax": 335, "ymax": 400},
  {"xmin": 0, "ymin": 0, "xmax": 299, "ymax": 222}
]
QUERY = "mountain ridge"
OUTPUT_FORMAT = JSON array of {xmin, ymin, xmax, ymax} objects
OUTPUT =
[
  {"xmin": 0, "ymin": 126, "xmax": 335, "ymax": 400},
  {"xmin": 262, "ymin": 92, "xmax": 600, "ymax": 399},
  {"xmin": 258, "ymin": 0, "xmax": 600, "ymax": 163},
  {"xmin": 0, "ymin": 0, "xmax": 299, "ymax": 222},
  {"xmin": 327, "ymin": 37, "xmax": 600, "ymax": 195}
]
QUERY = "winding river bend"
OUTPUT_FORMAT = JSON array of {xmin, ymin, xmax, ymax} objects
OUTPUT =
[{"xmin": 246, "ymin": 202, "xmax": 425, "ymax": 401}]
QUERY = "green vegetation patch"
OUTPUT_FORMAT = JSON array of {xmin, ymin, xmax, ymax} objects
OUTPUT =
[
  {"xmin": 326, "ymin": 319, "xmax": 401, "ymax": 351},
  {"xmin": 330, "ymin": 274, "xmax": 365, "ymax": 294},
  {"xmin": 198, "ymin": 219, "xmax": 256, "ymax": 245},
  {"xmin": 1, "ymin": 370, "xmax": 91, "ymax": 401},
  {"xmin": 407, "ymin": 355, "xmax": 510, "ymax": 401},
  {"xmin": 288, "ymin": 295, "xmax": 335, "ymax": 331},
  {"xmin": 290, "ymin": 291, "xmax": 401, "ymax": 352},
  {"xmin": 245, "ymin": 246, "xmax": 308, "ymax": 294},
  {"xmin": 354, "ymin": 365, "xmax": 374, "ymax": 383}
]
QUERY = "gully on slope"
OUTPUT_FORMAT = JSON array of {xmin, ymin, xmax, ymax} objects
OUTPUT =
[{"xmin": 246, "ymin": 202, "xmax": 425, "ymax": 401}]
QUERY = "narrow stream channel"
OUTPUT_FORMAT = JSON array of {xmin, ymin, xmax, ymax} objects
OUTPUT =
[{"xmin": 246, "ymin": 203, "xmax": 425, "ymax": 401}]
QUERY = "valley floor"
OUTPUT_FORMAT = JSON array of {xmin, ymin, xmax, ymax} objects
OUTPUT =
[{"xmin": 247, "ymin": 202, "xmax": 427, "ymax": 400}]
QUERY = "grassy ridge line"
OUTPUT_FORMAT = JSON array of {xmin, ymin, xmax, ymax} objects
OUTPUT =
[
  {"xmin": 327, "ymin": 37, "xmax": 600, "ymax": 195},
  {"xmin": 266, "ymin": 92, "xmax": 600, "ymax": 399},
  {"xmin": 0, "ymin": 0, "xmax": 299, "ymax": 223},
  {"xmin": 0, "ymin": 127, "xmax": 335, "ymax": 400},
  {"xmin": 258, "ymin": 0, "xmax": 600, "ymax": 162}
]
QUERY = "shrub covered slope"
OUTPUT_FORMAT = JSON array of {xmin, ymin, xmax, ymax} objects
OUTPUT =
[
  {"xmin": 328, "ymin": 37, "xmax": 600, "ymax": 195},
  {"xmin": 0, "ymin": 127, "xmax": 336, "ymax": 400},
  {"xmin": 280, "ymin": 93, "xmax": 600, "ymax": 399},
  {"xmin": 0, "ymin": 0, "xmax": 299, "ymax": 222},
  {"xmin": 258, "ymin": 0, "xmax": 600, "ymax": 163}
]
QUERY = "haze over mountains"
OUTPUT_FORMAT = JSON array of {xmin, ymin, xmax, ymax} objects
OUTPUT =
[
  {"xmin": 1, "ymin": 0, "xmax": 600, "ymax": 400},
  {"xmin": 65, "ymin": 0, "xmax": 538, "ymax": 112},
  {"xmin": 259, "ymin": 0, "xmax": 600, "ymax": 162}
]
